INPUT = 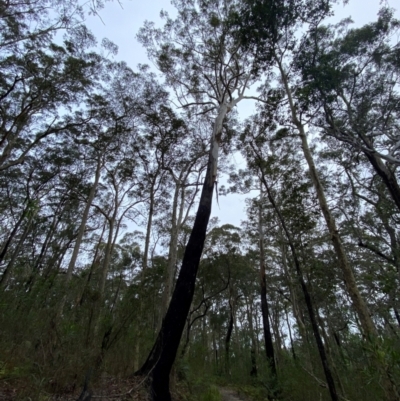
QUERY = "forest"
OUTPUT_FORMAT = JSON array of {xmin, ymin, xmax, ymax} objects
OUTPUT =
[{"xmin": 1, "ymin": 0, "xmax": 400, "ymax": 400}]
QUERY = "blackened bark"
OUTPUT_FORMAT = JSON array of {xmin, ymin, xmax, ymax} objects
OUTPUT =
[
  {"xmin": 364, "ymin": 152, "xmax": 400, "ymax": 212},
  {"xmin": 394, "ymin": 308, "xmax": 400, "ymax": 328},
  {"xmin": 260, "ymin": 273, "xmax": 276, "ymax": 374},
  {"xmin": 181, "ymin": 302, "xmax": 210, "ymax": 358},
  {"xmin": 136, "ymin": 151, "xmax": 214, "ymax": 401},
  {"xmin": 0, "ymin": 207, "xmax": 26, "ymax": 267},
  {"xmin": 259, "ymin": 186, "xmax": 277, "ymax": 376},
  {"xmin": 225, "ymin": 300, "xmax": 234, "ymax": 374}
]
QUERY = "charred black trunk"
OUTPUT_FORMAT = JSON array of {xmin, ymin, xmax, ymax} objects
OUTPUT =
[
  {"xmin": 225, "ymin": 301, "xmax": 234, "ymax": 375},
  {"xmin": 259, "ymin": 186, "xmax": 277, "ymax": 376},
  {"xmin": 364, "ymin": 152, "xmax": 400, "ymax": 213},
  {"xmin": 136, "ymin": 150, "xmax": 215, "ymax": 401},
  {"xmin": 394, "ymin": 308, "xmax": 400, "ymax": 328},
  {"xmin": 250, "ymin": 349, "xmax": 257, "ymax": 377},
  {"xmin": 260, "ymin": 273, "xmax": 276, "ymax": 375}
]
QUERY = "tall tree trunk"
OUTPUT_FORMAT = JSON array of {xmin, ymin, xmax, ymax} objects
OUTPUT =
[
  {"xmin": 0, "ymin": 203, "xmax": 28, "ymax": 267},
  {"xmin": 337, "ymin": 93, "xmax": 400, "ymax": 213},
  {"xmin": 99, "ymin": 217, "xmax": 115, "ymax": 299},
  {"xmin": 77, "ymin": 221, "xmax": 107, "ymax": 307},
  {"xmin": 280, "ymin": 234, "xmax": 306, "ymax": 340},
  {"xmin": 258, "ymin": 166, "xmax": 339, "ymax": 401},
  {"xmin": 66, "ymin": 157, "xmax": 102, "ymax": 282},
  {"xmin": 0, "ymin": 220, "xmax": 32, "ymax": 289},
  {"xmin": 278, "ymin": 60, "xmax": 400, "ymax": 401},
  {"xmin": 277, "ymin": 58, "xmax": 377, "ymax": 339},
  {"xmin": 316, "ymin": 307, "xmax": 347, "ymax": 400},
  {"xmin": 25, "ymin": 211, "xmax": 61, "ymax": 292},
  {"xmin": 143, "ymin": 181, "xmax": 155, "ymax": 271},
  {"xmin": 258, "ymin": 186, "xmax": 277, "ymax": 376},
  {"xmin": 57, "ymin": 160, "xmax": 102, "ymax": 315},
  {"xmin": 159, "ymin": 177, "xmax": 183, "ymax": 325},
  {"xmin": 137, "ymin": 103, "xmax": 227, "ymax": 401},
  {"xmin": 135, "ymin": 180, "xmax": 156, "ymax": 368},
  {"xmin": 225, "ymin": 297, "xmax": 234, "ymax": 376},
  {"xmin": 285, "ymin": 305, "xmax": 296, "ymax": 360},
  {"xmin": 246, "ymin": 296, "xmax": 258, "ymax": 377}
]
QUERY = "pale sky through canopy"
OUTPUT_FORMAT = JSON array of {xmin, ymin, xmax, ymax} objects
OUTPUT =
[{"xmin": 85, "ymin": 0, "xmax": 400, "ymax": 229}]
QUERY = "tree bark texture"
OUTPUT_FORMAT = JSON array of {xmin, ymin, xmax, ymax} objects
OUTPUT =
[
  {"xmin": 277, "ymin": 58, "xmax": 377, "ymax": 339},
  {"xmin": 137, "ymin": 105, "xmax": 227, "ymax": 401},
  {"xmin": 225, "ymin": 298, "xmax": 234, "ymax": 375},
  {"xmin": 66, "ymin": 157, "xmax": 102, "ymax": 282},
  {"xmin": 258, "ymin": 187, "xmax": 277, "ymax": 376},
  {"xmin": 279, "ymin": 61, "xmax": 400, "ymax": 400}
]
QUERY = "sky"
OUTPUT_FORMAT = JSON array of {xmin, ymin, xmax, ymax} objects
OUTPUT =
[{"xmin": 84, "ymin": 0, "xmax": 400, "ymax": 229}]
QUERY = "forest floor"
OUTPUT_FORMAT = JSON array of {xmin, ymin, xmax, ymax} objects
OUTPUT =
[
  {"xmin": 0, "ymin": 375, "xmax": 151, "ymax": 401},
  {"xmin": 0, "ymin": 376, "xmax": 254, "ymax": 401},
  {"xmin": 219, "ymin": 387, "xmax": 250, "ymax": 401}
]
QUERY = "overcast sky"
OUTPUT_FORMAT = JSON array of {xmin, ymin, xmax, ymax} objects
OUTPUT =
[{"xmin": 84, "ymin": 0, "xmax": 400, "ymax": 229}]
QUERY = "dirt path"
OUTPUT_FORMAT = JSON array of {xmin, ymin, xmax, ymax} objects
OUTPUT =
[{"xmin": 219, "ymin": 387, "xmax": 248, "ymax": 401}]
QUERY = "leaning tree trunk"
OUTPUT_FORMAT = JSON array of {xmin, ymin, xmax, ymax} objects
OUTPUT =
[
  {"xmin": 137, "ymin": 103, "xmax": 227, "ymax": 401},
  {"xmin": 0, "ymin": 220, "xmax": 32, "ymax": 289},
  {"xmin": 159, "ymin": 176, "xmax": 184, "ymax": 326},
  {"xmin": 338, "ymin": 93, "xmax": 400, "ymax": 213},
  {"xmin": 57, "ymin": 159, "xmax": 102, "ymax": 315},
  {"xmin": 25, "ymin": 210, "xmax": 61, "ymax": 292},
  {"xmin": 66, "ymin": 157, "xmax": 102, "ymax": 282},
  {"xmin": 279, "ymin": 61, "xmax": 400, "ymax": 400},
  {"xmin": 0, "ymin": 201, "xmax": 28, "ymax": 267},
  {"xmin": 258, "ymin": 187, "xmax": 277, "ymax": 377},
  {"xmin": 143, "ymin": 179, "xmax": 156, "ymax": 272},
  {"xmin": 225, "ymin": 295, "xmax": 234, "ymax": 376},
  {"xmin": 277, "ymin": 58, "xmax": 377, "ymax": 339},
  {"xmin": 245, "ymin": 296, "xmax": 258, "ymax": 377},
  {"xmin": 257, "ymin": 164, "xmax": 339, "ymax": 401}
]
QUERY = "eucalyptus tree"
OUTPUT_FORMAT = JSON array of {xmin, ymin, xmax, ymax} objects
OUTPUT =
[
  {"xmin": 325, "ymin": 142, "xmax": 400, "ymax": 333},
  {"xmin": 156, "ymin": 113, "xmax": 210, "ymax": 322},
  {"xmin": 136, "ymin": 1, "xmax": 262, "ymax": 398},
  {"xmin": 233, "ymin": 2, "xmax": 400, "ymax": 398},
  {"xmin": 64, "ymin": 62, "xmax": 161, "ymax": 283},
  {"xmin": 292, "ymin": 12, "xmax": 400, "ymax": 324},
  {"xmin": 239, "ymin": 119, "xmax": 341, "ymax": 400},
  {"xmin": 185, "ymin": 223, "xmax": 260, "ymax": 378},
  {"xmin": 292, "ymin": 12, "xmax": 400, "ymax": 399},
  {"xmin": 0, "ymin": 27, "xmax": 106, "ymax": 171},
  {"xmin": 0, "ymin": 0, "xmax": 97, "ymax": 51},
  {"xmin": 256, "ymin": 187, "xmax": 277, "ymax": 378},
  {"xmin": 295, "ymin": 9, "xmax": 400, "ymax": 211},
  {"xmin": 0, "ymin": 2, "xmax": 116, "ymax": 292},
  {"xmin": 226, "ymin": 171, "xmax": 279, "ymax": 380},
  {"xmin": 0, "ymin": 135, "xmax": 83, "ymax": 290}
]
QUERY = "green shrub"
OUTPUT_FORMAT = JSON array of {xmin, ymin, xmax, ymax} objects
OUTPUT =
[{"xmin": 201, "ymin": 385, "xmax": 221, "ymax": 401}]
